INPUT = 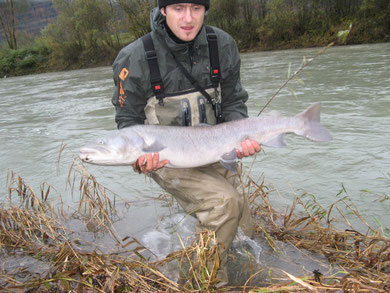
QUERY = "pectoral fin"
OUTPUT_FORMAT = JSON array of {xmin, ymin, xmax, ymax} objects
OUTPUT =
[
  {"xmin": 220, "ymin": 149, "xmax": 237, "ymax": 173},
  {"xmin": 135, "ymin": 130, "xmax": 166, "ymax": 153},
  {"xmin": 142, "ymin": 140, "xmax": 166, "ymax": 153},
  {"xmin": 263, "ymin": 134, "xmax": 287, "ymax": 148}
]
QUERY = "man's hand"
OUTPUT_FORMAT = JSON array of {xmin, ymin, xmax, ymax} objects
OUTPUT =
[
  {"xmin": 236, "ymin": 139, "xmax": 261, "ymax": 159},
  {"xmin": 132, "ymin": 153, "xmax": 169, "ymax": 174}
]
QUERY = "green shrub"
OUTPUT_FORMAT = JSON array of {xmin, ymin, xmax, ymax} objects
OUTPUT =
[{"xmin": 0, "ymin": 45, "xmax": 51, "ymax": 77}]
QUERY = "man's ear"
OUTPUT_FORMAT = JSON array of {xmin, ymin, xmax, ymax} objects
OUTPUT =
[{"xmin": 160, "ymin": 7, "xmax": 166, "ymax": 16}]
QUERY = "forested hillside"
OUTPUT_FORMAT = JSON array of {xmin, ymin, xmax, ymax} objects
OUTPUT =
[
  {"xmin": 1, "ymin": 0, "xmax": 389, "ymax": 77},
  {"xmin": 0, "ymin": 0, "xmax": 57, "ymax": 45}
]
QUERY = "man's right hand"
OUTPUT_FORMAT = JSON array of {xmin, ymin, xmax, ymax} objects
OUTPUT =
[
  {"xmin": 236, "ymin": 139, "xmax": 261, "ymax": 159},
  {"xmin": 132, "ymin": 153, "xmax": 169, "ymax": 174}
]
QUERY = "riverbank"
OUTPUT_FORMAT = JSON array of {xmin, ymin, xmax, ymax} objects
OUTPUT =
[
  {"xmin": 2, "ymin": 0, "xmax": 389, "ymax": 78},
  {"xmin": 1, "ymin": 162, "xmax": 389, "ymax": 292},
  {"xmin": 1, "ymin": 27, "xmax": 389, "ymax": 78},
  {"xmin": 0, "ymin": 44, "xmax": 113, "ymax": 78}
]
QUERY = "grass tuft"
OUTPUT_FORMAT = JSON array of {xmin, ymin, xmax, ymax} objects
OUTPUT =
[{"xmin": 1, "ymin": 161, "xmax": 389, "ymax": 292}]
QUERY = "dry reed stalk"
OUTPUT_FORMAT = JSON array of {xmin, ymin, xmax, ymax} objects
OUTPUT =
[
  {"xmin": 67, "ymin": 159, "xmax": 125, "ymax": 243},
  {"xmin": 247, "ymin": 174, "xmax": 390, "ymax": 292},
  {"xmin": 1, "ymin": 168, "xmax": 222, "ymax": 292},
  {"xmin": 2, "ymin": 172, "xmax": 67, "ymax": 249},
  {"xmin": 2, "ymin": 164, "xmax": 390, "ymax": 292}
]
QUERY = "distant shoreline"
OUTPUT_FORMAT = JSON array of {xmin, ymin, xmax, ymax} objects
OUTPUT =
[{"xmin": 2, "ymin": 39, "xmax": 389, "ymax": 78}]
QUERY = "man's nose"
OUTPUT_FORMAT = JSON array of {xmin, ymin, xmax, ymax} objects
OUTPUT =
[{"xmin": 183, "ymin": 7, "xmax": 193, "ymax": 22}]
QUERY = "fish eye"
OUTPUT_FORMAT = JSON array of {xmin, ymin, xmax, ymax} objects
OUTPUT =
[{"xmin": 98, "ymin": 138, "xmax": 105, "ymax": 145}]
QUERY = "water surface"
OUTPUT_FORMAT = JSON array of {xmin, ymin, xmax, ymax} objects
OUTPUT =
[{"xmin": 1, "ymin": 43, "xmax": 389, "ymax": 278}]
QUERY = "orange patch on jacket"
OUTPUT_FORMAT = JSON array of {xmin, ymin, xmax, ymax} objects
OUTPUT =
[
  {"xmin": 119, "ymin": 68, "xmax": 129, "ymax": 81},
  {"xmin": 118, "ymin": 68, "xmax": 129, "ymax": 108}
]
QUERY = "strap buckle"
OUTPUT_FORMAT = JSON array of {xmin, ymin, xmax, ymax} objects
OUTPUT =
[
  {"xmin": 206, "ymin": 31, "xmax": 217, "ymax": 41},
  {"xmin": 210, "ymin": 68, "xmax": 220, "ymax": 85},
  {"xmin": 145, "ymin": 50, "xmax": 158, "ymax": 61}
]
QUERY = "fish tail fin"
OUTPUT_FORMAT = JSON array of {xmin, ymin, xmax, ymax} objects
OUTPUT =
[{"xmin": 296, "ymin": 103, "xmax": 333, "ymax": 142}]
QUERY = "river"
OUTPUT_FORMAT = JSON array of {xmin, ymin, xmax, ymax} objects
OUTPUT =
[{"xmin": 1, "ymin": 42, "xmax": 389, "ymax": 281}]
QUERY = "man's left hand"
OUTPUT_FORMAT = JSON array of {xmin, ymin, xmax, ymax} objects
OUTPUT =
[
  {"xmin": 132, "ymin": 153, "xmax": 169, "ymax": 174},
  {"xmin": 236, "ymin": 139, "xmax": 261, "ymax": 159}
]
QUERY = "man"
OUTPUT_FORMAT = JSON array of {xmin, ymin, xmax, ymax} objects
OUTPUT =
[{"xmin": 112, "ymin": 0, "xmax": 260, "ymax": 286}]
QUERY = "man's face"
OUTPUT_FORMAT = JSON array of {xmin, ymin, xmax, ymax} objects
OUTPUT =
[{"xmin": 161, "ymin": 4, "xmax": 206, "ymax": 42}]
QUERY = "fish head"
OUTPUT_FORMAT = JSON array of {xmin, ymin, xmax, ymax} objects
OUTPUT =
[{"xmin": 79, "ymin": 131, "xmax": 143, "ymax": 165}]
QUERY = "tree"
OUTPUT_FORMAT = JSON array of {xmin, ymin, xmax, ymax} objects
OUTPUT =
[
  {"xmin": 43, "ymin": 0, "xmax": 120, "ymax": 68},
  {"xmin": 0, "ymin": 0, "xmax": 29, "ymax": 49},
  {"xmin": 208, "ymin": 0, "xmax": 240, "ymax": 33},
  {"xmin": 118, "ymin": 0, "xmax": 157, "ymax": 40},
  {"xmin": 353, "ymin": 0, "xmax": 390, "ymax": 43}
]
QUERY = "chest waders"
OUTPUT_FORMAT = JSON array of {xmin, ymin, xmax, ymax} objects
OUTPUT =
[
  {"xmin": 142, "ymin": 26, "xmax": 223, "ymax": 126},
  {"xmin": 141, "ymin": 26, "xmax": 255, "ymax": 287}
]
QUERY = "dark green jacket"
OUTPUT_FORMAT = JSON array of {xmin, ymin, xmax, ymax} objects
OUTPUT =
[{"xmin": 112, "ymin": 8, "xmax": 248, "ymax": 129}]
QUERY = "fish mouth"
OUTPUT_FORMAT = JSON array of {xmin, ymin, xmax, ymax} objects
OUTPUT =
[
  {"xmin": 79, "ymin": 146, "xmax": 100, "ymax": 163},
  {"xmin": 79, "ymin": 153, "xmax": 91, "ymax": 162},
  {"xmin": 79, "ymin": 148, "xmax": 119, "ymax": 165},
  {"xmin": 79, "ymin": 153, "xmax": 106, "ymax": 164}
]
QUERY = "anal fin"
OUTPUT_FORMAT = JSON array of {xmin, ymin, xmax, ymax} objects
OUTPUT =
[
  {"xmin": 220, "ymin": 149, "xmax": 237, "ymax": 173},
  {"xmin": 263, "ymin": 134, "xmax": 287, "ymax": 148}
]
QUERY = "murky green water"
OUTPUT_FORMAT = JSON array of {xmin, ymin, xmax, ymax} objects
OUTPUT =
[
  {"xmin": 1, "ymin": 43, "xmax": 389, "ymax": 279},
  {"xmin": 241, "ymin": 43, "xmax": 390, "ymax": 228}
]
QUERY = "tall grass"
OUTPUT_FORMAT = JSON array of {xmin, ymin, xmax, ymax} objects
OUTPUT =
[{"xmin": 1, "ymin": 160, "xmax": 389, "ymax": 292}]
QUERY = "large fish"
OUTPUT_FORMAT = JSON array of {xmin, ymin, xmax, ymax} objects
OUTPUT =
[{"xmin": 79, "ymin": 103, "xmax": 332, "ymax": 172}]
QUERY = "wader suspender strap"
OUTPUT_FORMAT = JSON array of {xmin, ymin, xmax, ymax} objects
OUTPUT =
[
  {"xmin": 142, "ymin": 33, "xmax": 165, "ymax": 105},
  {"xmin": 205, "ymin": 26, "xmax": 221, "ymax": 89},
  {"xmin": 204, "ymin": 27, "xmax": 223, "ymax": 122},
  {"xmin": 141, "ymin": 26, "xmax": 222, "ymax": 121}
]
